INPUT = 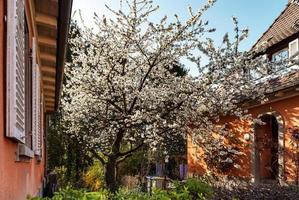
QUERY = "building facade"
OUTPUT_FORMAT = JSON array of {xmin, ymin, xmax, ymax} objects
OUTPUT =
[
  {"xmin": 0, "ymin": 0, "xmax": 72, "ymax": 199},
  {"xmin": 188, "ymin": 1, "xmax": 299, "ymax": 184}
]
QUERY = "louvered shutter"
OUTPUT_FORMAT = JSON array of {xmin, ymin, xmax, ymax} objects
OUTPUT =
[
  {"xmin": 32, "ymin": 38, "xmax": 41, "ymax": 155},
  {"xmin": 35, "ymin": 94, "xmax": 44, "ymax": 157},
  {"xmin": 39, "ymin": 95, "xmax": 44, "ymax": 157},
  {"xmin": 6, "ymin": 0, "xmax": 25, "ymax": 143},
  {"xmin": 32, "ymin": 38, "xmax": 37, "ymax": 152}
]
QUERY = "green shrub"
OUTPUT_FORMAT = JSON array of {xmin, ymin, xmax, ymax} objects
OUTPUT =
[
  {"xmin": 27, "ymin": 196, "xmax": 50, "ymax": 200},
  {"xmin": 52, "ymin": 166, "xmax": 71, "ymax": 189},
  {"xmin": 152, "ymin": 188, "xmax": 191, "ymax": 200},
  {"xmin": 53, "ymin": 188, "xmax": 86, "ymax": 199},
  {"xmin": 186, "ymin": 178, "xmax": 213, "ymax": 199},
  {"xmin": 150, "ymin": 189, "xmax": 172, "ymax": 200},
  {"xmin": 28, "ymin": 188, "xmax": 111, "ymax": 200},
  {"xmin": 113, "ymin": 188, "xmax": 149, "ymax": 200},
  {"xmin": 83, "ymin": 161, "xmax": 104, "ymax": 191},
  {"xmin": 174, "ymin": 178, "xmax": 213, "ymax": 200},
  {"xmin": 170, "ymin": 187, "xmax": 192, "ymax": 200},
  {"xmin": 28, "ymin": 178, "xmax": 213, "ymax": 200}
]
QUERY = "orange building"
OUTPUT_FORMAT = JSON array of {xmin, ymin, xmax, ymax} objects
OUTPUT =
[
  {"xmin": 188, "ymin": 1, "xmax": 299, "ymax": 185},
  {"xmin": 0, "ymin": 0, "xmax": 72, "ymax": 199}
]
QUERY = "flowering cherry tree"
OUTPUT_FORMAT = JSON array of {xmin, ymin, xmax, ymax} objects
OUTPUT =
[{"xmin": 63, "ymin": 0, "xmax": 274, "ymax": 191}]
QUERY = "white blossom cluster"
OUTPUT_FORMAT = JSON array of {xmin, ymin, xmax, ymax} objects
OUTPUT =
[{"xmin": 62, "ymin": 0, "xmax": 279, "ymax": 165}]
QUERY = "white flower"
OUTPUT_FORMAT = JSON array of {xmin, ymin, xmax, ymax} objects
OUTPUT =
[
  {"xmin": 61, "ymin": 0, "xmax": 278, "ymax": 169},
  {"xmin": 224, "ymin": 158, "xmax": 233, "ymax": 163}
]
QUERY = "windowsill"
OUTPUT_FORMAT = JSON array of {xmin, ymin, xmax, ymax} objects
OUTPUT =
[{"xmin": 16, "ymin": 143, "xmax": 34, "ymax": 162}]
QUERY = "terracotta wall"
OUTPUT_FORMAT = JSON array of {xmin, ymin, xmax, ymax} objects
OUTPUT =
[
  {"xmin": 187, "ymin": 116, "xmax": 252, "ymax": 179},
  {"xmin": 0, "ymin": 0, "xmax": 46, "ymax": 199},
  {"xmin": 188, "ymin": 95, "xmax": 299, "ymax": 183}
]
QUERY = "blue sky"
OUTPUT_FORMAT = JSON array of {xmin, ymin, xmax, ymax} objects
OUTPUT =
[{"xmin": 72, "ymin": 0, "xmax": 288, "ymax": 75}]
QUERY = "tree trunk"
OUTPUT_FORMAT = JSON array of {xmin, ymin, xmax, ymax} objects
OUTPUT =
[
  {"xmin": 105, "ymin": 129, "xmax": 124, "ymax": 192},
  {"xmin": 105, "ymin": 157, "xmax": 118, "ymax": 192}
]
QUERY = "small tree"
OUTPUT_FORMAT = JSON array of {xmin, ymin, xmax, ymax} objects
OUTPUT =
[{"xmin": 63, "ymin": 0, "xmax": 275, "ymax": 191}]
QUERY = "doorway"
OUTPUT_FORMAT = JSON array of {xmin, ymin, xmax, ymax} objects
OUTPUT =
[{"xmin": 254, "ymin": 114, "xmax": 279, "ymax": 182}]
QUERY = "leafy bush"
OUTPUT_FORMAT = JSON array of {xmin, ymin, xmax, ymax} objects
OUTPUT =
[
  {"xmin": 150, "ymin": 189, "xmax": 172, "ymax": 200},
  {"xmin": 52, "ymin": 166, "xmax": 70, "ymax": 189},
  {"xmin": 188, "ymin": 178, "xmax": 213, "ymax": 199},
  {"xmin": 113, "ymin": 188, "xmax": 149, "ymax": 200},
  {"xmin": 29, "ymin": 179, "xmax": 213, "ymax": 200},
  {"xmin": 28, "ymin": 188, "xmax": 110, "ymax": 200},
  {"xmin": 52, "ymin": 188, "xmax": 87, "ymax": 199},
  {"xmin": 153, "ymin": 188, "xmax": 190, "ymax": 200},
  {"xmin": 174, "ymin": 178, "xmax": 213, "ymax": 200},
  {"xmin": 83, "ymin": 161, "xmax": 104, "ymax": 191},
  {"xmin": 114, "ymin": 188, "xmax": 190, "ymax": 200}
]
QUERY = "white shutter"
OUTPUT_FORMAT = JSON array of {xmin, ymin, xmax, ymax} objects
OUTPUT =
[
  {"xmin": 35, "ymin": 87, "xmax": 41, "ymax": 156},
  {"xmin": 35, "ymin": 94, "xmax": 44, "ymax": 157},
  {"xmin": 32, "ymin": 38, "xmax": 42, "ymax": 155},
  {"xmin": 32, "ymin": 39, "xmax": 37, "ymax": 152},
  {"xmin": 39, "ymin": 95, "xmax": 44, "ymax": 157},
  {"xmin": 6, "ymin": 0, "xmax": 25, "ymax": 142},
  {"xmin": 289, "ymin": 39, "xmax": 299, "ymax": 60},
  {"xmin": 35, "ymin": 68, "xmax": 42, "ymax": 156}
]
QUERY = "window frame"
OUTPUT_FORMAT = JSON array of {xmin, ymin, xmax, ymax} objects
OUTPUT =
[
  {"xmin": 271, "ymin": 48, "xmax": 289, "ymax": 62},
  {"xmin": 271, "ymin": 48, "xmax": 289, "ymax": 73}
]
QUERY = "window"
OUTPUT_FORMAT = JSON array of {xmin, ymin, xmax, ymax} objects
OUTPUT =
[
  {"xmin": 271, "ymin": 48, "xmax": 289, "ymax": 73},
  {"xmin": 272, "ymin": 49, "xmax": 289, "ymax": 62}
]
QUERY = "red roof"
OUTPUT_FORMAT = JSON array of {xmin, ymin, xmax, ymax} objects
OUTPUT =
[{"xmin": 253, "ymin": 2, "xmax": 299, "ymax": 49}]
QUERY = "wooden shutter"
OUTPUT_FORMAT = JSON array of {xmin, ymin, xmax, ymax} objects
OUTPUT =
[
  {"xmin": 32, "ymin": 38, "xmax": 42, "ymax": 155},
  {"xmin": 6, "ymin": 0, "xmax": 25, "ymax": 143}
]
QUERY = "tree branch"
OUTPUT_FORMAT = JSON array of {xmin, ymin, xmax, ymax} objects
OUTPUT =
[
  {"xmin": 118, "ymin": 142, "xmax": 144, "ymax": 157},
  {"xmin": 90, "ymin": 149, "xmax": 107, "ymax": 165}
]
